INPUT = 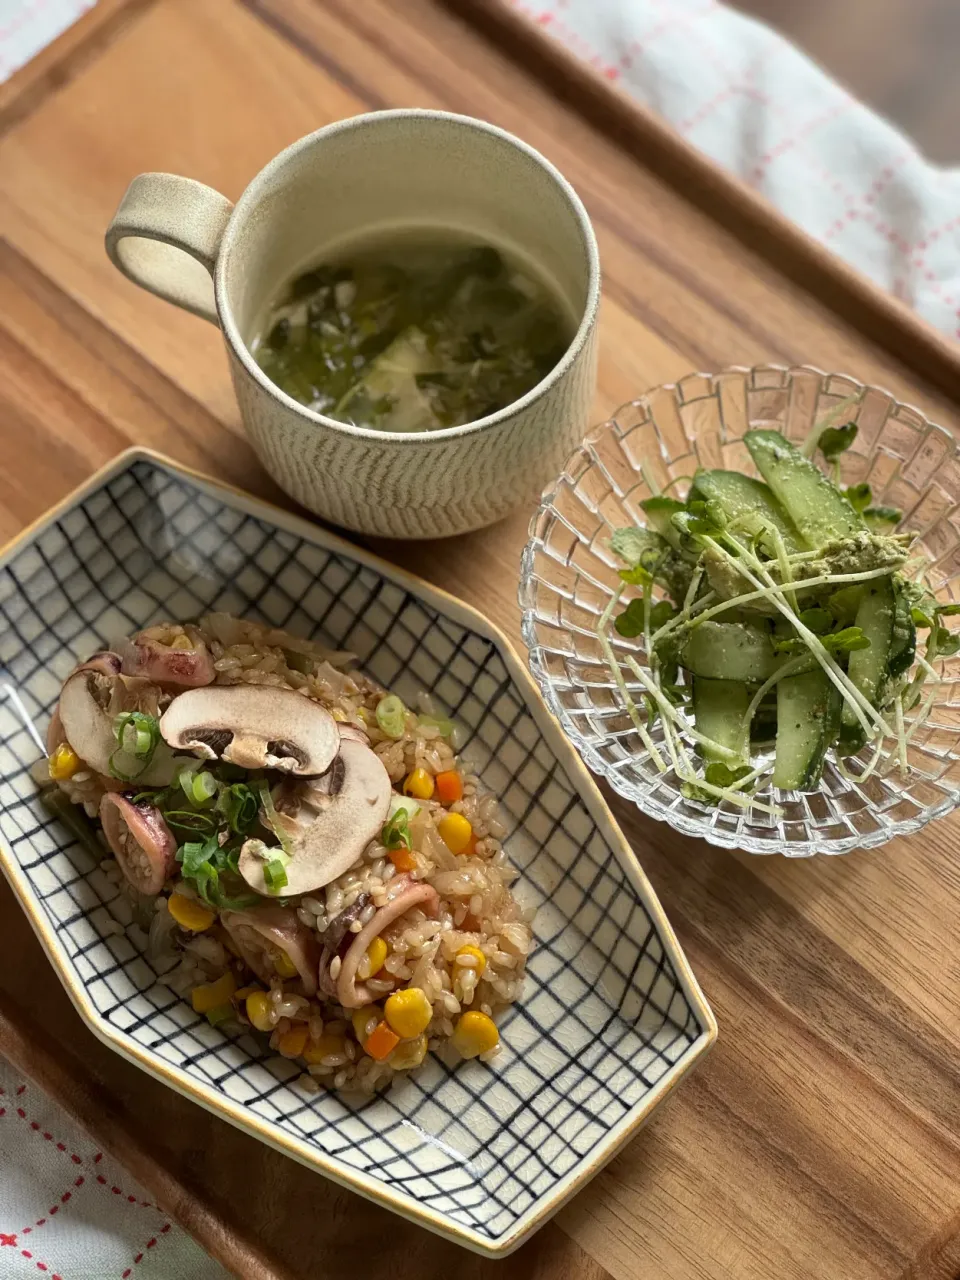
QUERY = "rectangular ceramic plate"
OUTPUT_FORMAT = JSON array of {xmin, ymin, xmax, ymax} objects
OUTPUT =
[{"xmin": 0, "ymin": 450, "xmax": 715, "ymax": 1256}]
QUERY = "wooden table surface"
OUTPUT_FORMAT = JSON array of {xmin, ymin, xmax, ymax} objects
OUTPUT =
[{"xmin": 2, "ymin": 2, "xmax": 960, "ymax": 1278}]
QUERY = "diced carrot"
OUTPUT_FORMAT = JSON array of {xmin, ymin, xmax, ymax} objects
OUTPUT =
[
  {"xmin": 364, "ymin": 1019, "xmax": 401, "ymax": 1062},
  {"xmin": 388, "ymin": 846, "xmax": 416, "ymax": 873},
  {"xmin": 434, "ymin": 770, "xmax": 463, "ymax": 805}
]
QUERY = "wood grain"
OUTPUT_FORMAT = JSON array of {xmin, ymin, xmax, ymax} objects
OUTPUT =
[
  {"xmin": 0, "ymin": 0, "xmax": 155, "ymax": 134},
  {"xmin": 1, "ymin": 1, "xmax": 960, "ymax": 1277}
]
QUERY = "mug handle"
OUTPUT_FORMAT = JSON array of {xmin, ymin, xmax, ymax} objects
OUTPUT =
[{"xmin": 105, "ymin": 173, "xmax": 234, "ymax": 325}]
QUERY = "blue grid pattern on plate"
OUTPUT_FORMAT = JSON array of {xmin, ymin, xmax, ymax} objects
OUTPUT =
[{"xmin": 0, "ymin": 460, "xmax": 704, "ymax": 1240}]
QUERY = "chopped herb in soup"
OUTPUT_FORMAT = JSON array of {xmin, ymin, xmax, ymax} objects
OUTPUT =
[{"xmin": 251, "ymin": 237, "xmax": 572, "ymax": 432}]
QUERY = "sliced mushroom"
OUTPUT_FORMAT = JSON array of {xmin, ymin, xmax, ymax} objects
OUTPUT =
[
  {"xmin": 100, "ymin": 794, "xmax": 177, "ymax": 895},
  {"xmin": 238, "ymin": 740, "xmax": 392, "ymax": 897},
  {"xmin": 220, "ymin": 906, "xmax": 320, "ymax": 995},
  {"xmin": 119, "ymin": 627, "xmax": 215, "ymax": 689},
  {"xmin": 336, "ymin": 880, "xmax": 440, "ymax": 1009},
  {"xmin": 338, "ymin": 723, "xmax": 370, "ymax": 747},
  {"xmin": 58, "ymin": 664, "xmax": 175, "ymax": 786},
  {"xmin": 159, "ymin": 686, "xmax": 339, "ymax": 776},
  {"xmin": 46, "ymin": 707, "xmax": 65, "ymax": 757}
]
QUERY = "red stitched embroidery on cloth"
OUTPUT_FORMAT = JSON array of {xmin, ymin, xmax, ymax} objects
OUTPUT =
[{"xmin": 0, "ymin": 1071, "xmax": 227, "ymax": 1278}]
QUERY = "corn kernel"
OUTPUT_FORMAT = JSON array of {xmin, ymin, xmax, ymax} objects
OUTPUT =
[
  {"xmin": 245, "ymin": 990, "xmax": 275, "ymax": 1032},
  {"xmin": 358, "ymin": 936, "xmax": 387, "ymax": 981},
  {"xmin": 451, "ymin": 1011, "xmax": 499, "ymax": 1059},
  {"xmin": 48, "ymin": 743, "xmax": 80, "ymax": 781},
  {"xmin": 168, "ymin": 892, "xmax": 216, "ymax": 932},
  {"xmin": 191, "ymin": 971, "xmax": 236, "ymax": 1014},
  {"xmin": 437, "ymin": 812, "xmax": 473, "ymax": 855},
  {"xmin": 403, "ymin": 767, "xmax": 435, "ymax": 800},
  {"xmin": 351, "ymin": 1006, "xmax": 381, "ymax": 1044},
  {"xmin": 456, "ymin": 944, "xmax": 487, "ymax": 975},
  {"xmin": 278, "ymin": 1025, "xmax": 309, "ymax": 1058},
  {"xmin": 331, "ymin": 708, "xmax": 348, "ymax": 722},
  {"xmin": 272, "ymin": 949, "xmax": 298, "ymax": 979},
  {"xmin": 389, "ymin": 1034, "xmax": 428, "ymax": 1070},
  {"xmin": 302, "ymin": 1034, "xmax": 344, "ymax": 1064},
  {"xmin": 384, "ymin": 987, "xmax": 433, "ymax": 1039},
  {"xmin": 171, "ymin": 634, "xmax": 193, "ymax": 649}
]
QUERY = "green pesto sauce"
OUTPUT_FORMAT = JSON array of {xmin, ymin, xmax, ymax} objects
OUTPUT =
[{"xmin": 251, "ymin": 238, "xmax": 571, "ymax": 433}]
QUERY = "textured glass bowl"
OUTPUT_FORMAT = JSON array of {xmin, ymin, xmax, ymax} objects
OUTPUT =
[{"xmin": 520, "ymin": 365, "xmax": 960, "ymax": 856}]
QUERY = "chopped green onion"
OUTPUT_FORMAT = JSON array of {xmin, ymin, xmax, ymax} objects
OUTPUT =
[
  {"xmin": 190, "ymin": 771, "xmax": 218, "ymax": 804},
  {"xmin": 376, "ymin": 694, "xmax": 407, "ymax": 739},
  {"xmin": 381, "ymin": 808, "xmax": 411, "ymax": 851},
  {"xmin": 263, "ymin": 859, "xmax": 288, "ymax": 892},
  {"xmin": 176, "ymin": 832, "xmax": 262, "ymax": 910},
  {"xmin": 108, "ymin": 711, "xmax": 160, "ymax": 780},
  {"xmin": 218, "ymin": 782, "xmax": 258, "ymax": 835},
  {"xmin": 164, "ymin": 809, "xmax": 218, "ymax": 836}
]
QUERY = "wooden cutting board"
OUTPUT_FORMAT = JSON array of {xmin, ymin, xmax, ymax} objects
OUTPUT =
[{"xmin": 1, "ymin": 2, "xmax": 960, "ymax": 1278}]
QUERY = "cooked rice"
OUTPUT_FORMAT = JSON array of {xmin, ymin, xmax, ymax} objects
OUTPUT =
[{"xmin": 49, "ymin": 612, "xmax": 532, "ymax": 1094}]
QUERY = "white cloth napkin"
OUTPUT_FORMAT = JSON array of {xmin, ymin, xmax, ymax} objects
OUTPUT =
[
  {"xmin": 0, "ymin": 1059, "xmax": 228, "ymax": 1280},
  {"xmin": 508, "ymin": 0, "xmax": 960, "ymax": 339}
]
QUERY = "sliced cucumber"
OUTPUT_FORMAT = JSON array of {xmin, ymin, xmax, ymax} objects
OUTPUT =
[
  {"xmin": 827, "ymin": 584, "xmax": 865, "ymax": 626},
  {"xmin": 680, "ymin": 621, "xmax": 778, "ymax": 682},
  {"xmin": 887, "ymin": 580, "xmax": 916, "ymax": 678},
  {"xmin": 773, "ymin": 669, "xmax": 842, "ymax": 789},
  {"xmin": 839, "ymin": 576, "xmax": 893, "ymax": 752},
  {"xmin": 744, "ymin": 430, "xmax": 864, "ymax": 547},
  {"xmin": 692, "ymin": 677, "xmax": 750, "ymax": 761},
  {"xmin": 689, "ymin": 469, "xmax": 805, "ymax": 553}
]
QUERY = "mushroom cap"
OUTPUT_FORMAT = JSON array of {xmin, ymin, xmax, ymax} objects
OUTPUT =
[
  {"xmin": 58, "ymin": 665, "xmax": 176, "ymax": 786},
  {"xmin": 159, "ymin": 685, "xmax": 339, "ymax": 776},
  {"xmin": 238, "ymin": 739, "xmax": 392, "ymax": 897},
  {"xmin": 338, "ymin": 723, "xmax": 370, "ymax": 747}
]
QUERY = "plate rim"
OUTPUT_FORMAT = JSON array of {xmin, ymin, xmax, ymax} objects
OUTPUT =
[{"xmin": 0, "ymin": 446, "xmax": 717, "ymax": 1257}]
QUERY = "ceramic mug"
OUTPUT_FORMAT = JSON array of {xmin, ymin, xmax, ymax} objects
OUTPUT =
[{"xmin": 105, "ymin": 110, "xmax": 600, "ymax": 539}]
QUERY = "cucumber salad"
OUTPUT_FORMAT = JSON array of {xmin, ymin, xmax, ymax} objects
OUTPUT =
[{"xmin": 602, "ymin": 413, "xmax": 958, "ymax": 815}]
